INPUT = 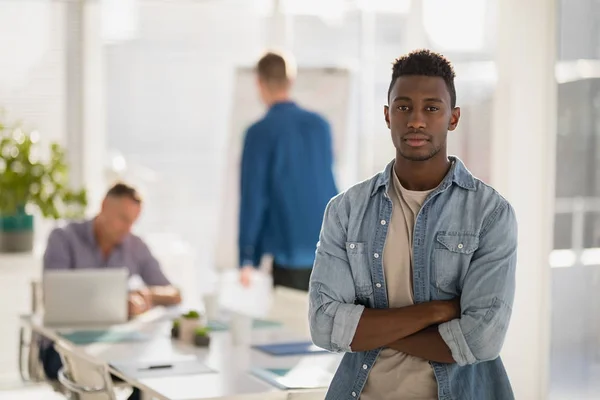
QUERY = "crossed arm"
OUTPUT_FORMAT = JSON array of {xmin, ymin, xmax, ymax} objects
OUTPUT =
[{"xmin": 309, "ymin": 197, "xmax": 518, "ymax": 366}]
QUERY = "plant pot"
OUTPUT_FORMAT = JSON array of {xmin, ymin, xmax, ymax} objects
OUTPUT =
[
  {"xmin": 171, "ymin": 326, "xmax": 179, "ymax": 339},
  {"xmin": 178, "ymin": 318, "xmax": 201, "ymax": 344},
  {"xmin": 0, "ymin": 210, "xmax": 34, "ymax": 253},
  {"xmin": 194, "ymin": 335, "xmax": 210, "ymax": 347}
]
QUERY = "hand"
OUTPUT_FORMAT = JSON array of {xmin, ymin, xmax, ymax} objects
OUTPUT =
[
  {"xmin": 136, "ymin": 288, "xmax": 154, "ymax": 307},
  {"xmin": 128, "ymin": 291, "xmax": 151, "ymax": 317},
  {"xmin": 240, "ymin": 266, "xmax": 254, "ymax": 287},
  {"xmin": 432, "ymin": 298, "xmax": 461, "ymax": 324}
]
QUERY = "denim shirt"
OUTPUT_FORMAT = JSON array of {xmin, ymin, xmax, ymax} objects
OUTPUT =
[{"xmin": 308, "ymin": 157, "xmax": 517, "ymax": 400}]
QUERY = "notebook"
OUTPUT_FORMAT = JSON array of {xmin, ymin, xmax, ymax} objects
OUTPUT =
[
  {"xmin": 252, "ymin": 341, "xmax": 329, "ymax": 356},
  {"xmin": 110, "ymin": 358, "xmax": 215, "ymax": 379}
]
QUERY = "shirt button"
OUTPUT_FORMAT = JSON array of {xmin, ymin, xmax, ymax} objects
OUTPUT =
[
  {"xmin": 362, "ymin": 364, "xmax": 368, "ymax": 369},
  {"xmin": 375, "ymin": 283, "xmax": 382, "ymax": 288},
  {"xmin": 380, "ymin": 220, "xmax": 386, "ymax": 225},
  {"xmin": 349, "ymin": 243, "xmax": 356, "ymax": 249},
  {"xmin": 457, "ymin": 243, "xmax": 464, "ymax": 249},
  {"xmin": 352, "ymin": 392, "xmax": 357, "ymax": 397},
  {"xmin": 374, "ymin": 253, "xmax": 379, "ymax": 259}
]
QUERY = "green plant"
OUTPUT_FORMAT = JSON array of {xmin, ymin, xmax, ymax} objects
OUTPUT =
[
  {"xmin": 0, "ymin": 115, "xmax": 87, "ymax": 219},
  {"xmin": 172, "ymin": 319, "xmax": 180, "ymax": 328},
  {"xmin": 182, "ymin": 310, "xmax": 200, "ymax": 319},
  {"xmin": 194, "ymin": 326, "xmax": 210, "ymax": 337}
]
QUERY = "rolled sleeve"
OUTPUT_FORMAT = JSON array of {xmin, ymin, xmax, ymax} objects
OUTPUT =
[
  {"xmin": 331, "ymin": 302, "xmax": 364, "ymax": 352},
  {"xmin": 439, "ymin": 201, "xmax": 518, "ymax": 366},
  {"xmin": 309, "ymin": 195, "xmax": 364, "ymax": 353},
  {"xmin": 439, "ymin": 319, "xmax": 477, "ymax": 366}
]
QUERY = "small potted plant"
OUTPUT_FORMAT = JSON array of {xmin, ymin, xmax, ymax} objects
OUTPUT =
[
  {"xmin": 171, "ymin": 319, "xmax": 180, "ymax": 339},
  {"xmin": 178, "ymin": 310, "xmax": 202, "ymax": 344},
  {"xmin": 193, "ymin": 326, "xmax": 211, "ymax": 347}
]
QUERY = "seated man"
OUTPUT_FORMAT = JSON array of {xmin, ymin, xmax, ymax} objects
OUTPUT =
[{"xmin": 39, "ymin": 183, "xmax": 181, "ymax": 400}]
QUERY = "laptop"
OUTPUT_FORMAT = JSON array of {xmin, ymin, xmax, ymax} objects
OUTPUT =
[{"xmin": 43, "ymin": 268, "xmax": 129, "ymax": 326}]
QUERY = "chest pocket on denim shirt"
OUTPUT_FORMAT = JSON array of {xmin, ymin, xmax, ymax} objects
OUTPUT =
[
  {"xmin": 346, "ymin": 241, "xmax": 373, "ymax": 305},
  {"xmin": 433, "ymin": 232, "xmax": 479, "ymax": 297}
]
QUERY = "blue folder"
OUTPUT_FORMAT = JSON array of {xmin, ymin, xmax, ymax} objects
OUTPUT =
[
  {"xmin": 252, "ymin": 341, "xmax": 329, "ymax": 356},
  {"xmin": 206, "ymin": 318, "xmax": 282, "ymax": 332}
]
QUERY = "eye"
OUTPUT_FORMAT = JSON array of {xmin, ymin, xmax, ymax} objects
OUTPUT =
[
  {"xmin": 426, "ymin": 106, "xmax": 440, "ymax": 112},
  {"xmin": 396, "ymin": 105, "xmax": 410, "ymax": 112}
]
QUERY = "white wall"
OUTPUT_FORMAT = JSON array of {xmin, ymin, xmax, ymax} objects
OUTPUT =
[{"xmin": 0, "ymin": 2, "xmax": 67, "ymax": 248}]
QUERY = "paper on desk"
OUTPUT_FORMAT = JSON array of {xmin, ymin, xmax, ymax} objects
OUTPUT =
[
  {"xmin": 218, "ymin": 269, "xmax": 273, "ymax": 318},
  {"xmin": 110, "ymin": 358, "xmax": 215, "ymax": 379},
  {"xmin": 251, "ymin": 366, "xmax": 334, "ymax": 390},
  {"xmin": 252, "ymin": 341, "xmax": 328, "ymax": 356}
]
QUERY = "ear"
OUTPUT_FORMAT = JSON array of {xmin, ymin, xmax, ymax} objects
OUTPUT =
[
  {"xmin": 384, "ymin": 105, "xmax": 391, "ymax": 129},
  {"xmin": 448, "ymin": 106, "xmax": 461, "ymax": 131},
  {"xmin": 100, "ymin": 197, "xmax": 110, "ymax": 214}
]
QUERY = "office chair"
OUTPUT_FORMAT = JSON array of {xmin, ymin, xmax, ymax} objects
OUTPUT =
[
  {"xmin": 18, "ymin": 280, "xmax": 46, "ymax": 382},
  {"xmin": 55, "ymin": 341, "xmax": 124, "ymax": 400}
]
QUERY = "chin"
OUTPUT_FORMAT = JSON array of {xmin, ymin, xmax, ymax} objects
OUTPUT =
[{"xmin": 399, "ymin": 150, "xmax": 434, "ymax": 162}]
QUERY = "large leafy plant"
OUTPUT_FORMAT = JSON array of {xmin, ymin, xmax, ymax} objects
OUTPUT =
[{"xmin": 0, "ymin": 116, "xmax": 87, "ymax": 220}]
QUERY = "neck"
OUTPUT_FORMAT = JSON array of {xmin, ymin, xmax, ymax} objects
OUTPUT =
[
  {"xmin": 265, "ymin": 91, "xmax": 290, "ymax": 107},
  {"xmin": 93, "ymin": 217, "xmax": 115, "ymax": 256},
  {"xmin": 394, "ymin": 152, "xmax": 451, "ymax": 191}
]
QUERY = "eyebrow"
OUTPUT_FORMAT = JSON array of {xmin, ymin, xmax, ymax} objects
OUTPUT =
[{"xmin": 391, "ymin": 96, "xmax": 444, "ymax": 103}]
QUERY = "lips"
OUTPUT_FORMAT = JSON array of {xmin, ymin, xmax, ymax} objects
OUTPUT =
[{"xmin": 403, "ymin": 134, "xmax": 429, "ymax": 148}]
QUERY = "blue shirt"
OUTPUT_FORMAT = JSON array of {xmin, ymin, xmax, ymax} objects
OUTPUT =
[
  {"xmin": 309, "ymin": 157, "xmax": 517, "ymax": 400},
  {"xmin": 43, "ymin": 219, "xmax": 171, "ymax": 286},
  {"xmin": 239, "ymin": 101, "xmax": 338, "ymax": 268}
]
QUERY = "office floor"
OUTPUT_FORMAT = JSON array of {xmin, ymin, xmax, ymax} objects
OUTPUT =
[{"xmin": 0, "ymin": 381, "xmax": 63, "ymax": 400}]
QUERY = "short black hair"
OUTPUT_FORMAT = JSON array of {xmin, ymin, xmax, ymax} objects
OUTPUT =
[
  {"xmin": 387, "ymin": 49, "xmax": 457, "ymax": 108},
  {"xmin": 105, "ymin": 182, "xmax": 142, "ymax": 204}
]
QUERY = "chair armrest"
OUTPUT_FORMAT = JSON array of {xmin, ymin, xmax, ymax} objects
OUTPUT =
[{"xmin": 57, "ymin": 367, "xmax": 106, "ymax": 394}]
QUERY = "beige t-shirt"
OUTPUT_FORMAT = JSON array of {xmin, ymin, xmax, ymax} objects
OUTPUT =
[{"xmin": 360, "ymin": 167, "xmax": 438, "ymax": 400}]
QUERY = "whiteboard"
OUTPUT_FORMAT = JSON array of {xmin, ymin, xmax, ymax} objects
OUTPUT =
[{"xmin": 215, "ymin": 66, "xmax": 352, "ymax": 270}]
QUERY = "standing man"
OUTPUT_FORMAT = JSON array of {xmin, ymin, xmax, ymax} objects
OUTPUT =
[
  {"xmin": 40, "ymin": 183, "xmax": 181, "ymax": 400},
  {"xmin": 309, "ymin": 49, "xmax": 518, "ymax": 399},
  {"xmin": 239, "ymin": 51, "xmax": 338, "ymax": 291}
]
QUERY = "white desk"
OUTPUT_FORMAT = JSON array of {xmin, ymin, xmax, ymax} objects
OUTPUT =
[{"xmin": 21, "ymin": 306, "xmax": 339, "ymax": 400}]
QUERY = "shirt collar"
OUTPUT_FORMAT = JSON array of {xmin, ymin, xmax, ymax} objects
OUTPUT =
[
  {"xmin": 84, "ymin": 217, "xmax": 128, "ymax": 249},
  {"xmin": 370, "ymin": 156, "xmax": 476, "ymax": 197},
  {"xmin": 268, "ymin": 100, "xmax": 296, "ymax": 111}
]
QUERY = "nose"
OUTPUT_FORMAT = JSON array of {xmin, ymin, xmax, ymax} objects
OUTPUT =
[{"xmin": 407, "ymin": 110, "xmax": 426, "ymax": 130}]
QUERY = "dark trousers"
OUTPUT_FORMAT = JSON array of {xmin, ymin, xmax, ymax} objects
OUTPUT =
[
  {"xmin": 39, "ymin": 345, "xmax": 140, "ymax": 400},
  {"xmin": 272, "ymin": 262, "xmax": 312, "ymax": 292}
]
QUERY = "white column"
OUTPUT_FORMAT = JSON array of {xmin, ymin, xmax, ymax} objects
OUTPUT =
[
  {"xmin": 403, "ymin": 0, "xmax": 428, "ymax": 50},
  {"xmin": 65, "ymin": 0, "xmax": 84, "ymax": 187},
  {"xmin": 65, "ymin": 1, "xmax": 106, "ymax": 213},
  {"xmin": 267, "ymin": 0, "xmax": 293, "ymax": 50},
  {"xmin": 490, "ymin": 0, "xmax": 556, "ymax": 399},
  {"xmin": 358, "ymin": 7, "xmax": 375, "ymax": 180},
  {"xmin": 82, "ymin": 1, "xmax": 107, "ymax": 213}
]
